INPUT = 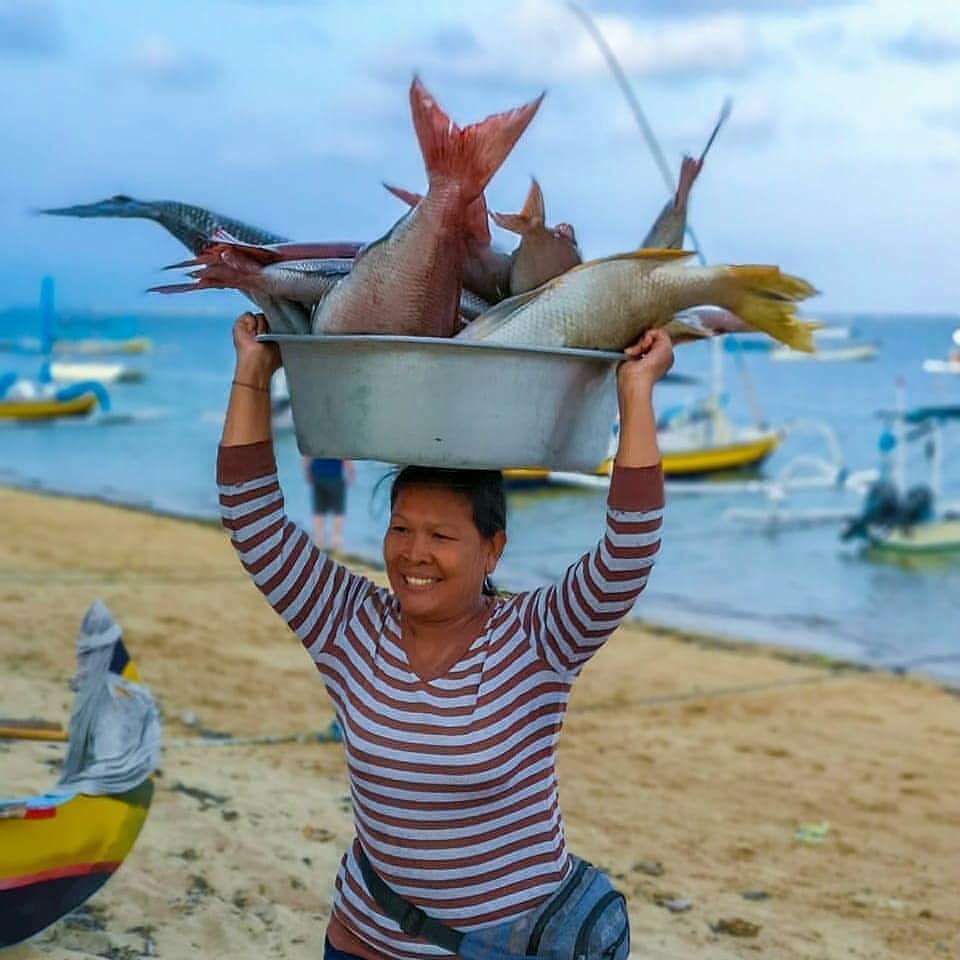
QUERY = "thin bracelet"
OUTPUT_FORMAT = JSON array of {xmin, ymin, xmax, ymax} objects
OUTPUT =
[{"xmin": 232, "ymin": 379, "xmax": 270, "ymax": 393}]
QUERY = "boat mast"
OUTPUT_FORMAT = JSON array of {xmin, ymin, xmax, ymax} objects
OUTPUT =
[{"xmin": 894, "ymin": 377, "xmax": 906, "ymax": 493}]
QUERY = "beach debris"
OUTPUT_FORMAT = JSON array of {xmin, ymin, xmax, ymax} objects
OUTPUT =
[
  {"xmin": 171, "ymin": 781, "xmax": 229, "ymax": 809},
  {"xmin": 303, "ymin": 825, "xmax": 335, "ymax": 843},
  {"xmin": 457, "ymin": 251, "xmax": 818, "ymax": 352},
  {"xmin": 632, "ymin": 859, "xmax": 666, "ymax": 877},
  {"xmin": 740, "ymin": 889, "xmax": 770, "ymax": 901},
  {"xmin": 491, "ymin": 178, "xmax": 582, "ymax": 294},
  {"xmin": 711, "ymin": 917, "xmax": 761, "ymax": 938},
  {"xmin": 312, "ymin": 76, "xmax": 543, "ymax": 338},
  {"xmin": 0, "ymin": 716, "xmax": 67, "ymax": 742},
  {"xmin": 179, "ymin": 709, "xmax": 199, "ymax": 728},
  {"xmin": 793, "ymin": 821, "xmax": 830, "ymax": 844},
  {"xmin": 652, "ymin": 893, "xmax": 693, "ymax": 913}
]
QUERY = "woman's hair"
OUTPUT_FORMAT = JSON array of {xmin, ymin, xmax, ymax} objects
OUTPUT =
[{"xmin": 389, "ymin": 466, "xmax": 507, "ymax": 597}]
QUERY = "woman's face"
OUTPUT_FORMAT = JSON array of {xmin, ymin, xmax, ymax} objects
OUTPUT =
[{"xmin": 383, "ymin": 484, "xmax": 505, "ymax": 623}]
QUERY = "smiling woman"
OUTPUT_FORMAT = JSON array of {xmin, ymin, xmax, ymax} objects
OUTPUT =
[{"xmin": 216, "ymin": 311, "xmax": 671, "ymax": 960}]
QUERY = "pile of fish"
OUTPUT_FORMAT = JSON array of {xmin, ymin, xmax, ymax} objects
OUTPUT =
[{"xmin": 41, "ymin": 76, "xmax": 817, "ymax": 354}]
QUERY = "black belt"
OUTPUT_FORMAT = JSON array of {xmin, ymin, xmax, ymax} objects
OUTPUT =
[{"xmin": 356, "ymin": 844, "xmax": 464, "ymax": 954}]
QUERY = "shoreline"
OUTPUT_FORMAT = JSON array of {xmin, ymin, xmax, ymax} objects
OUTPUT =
[
  {"xmin": 1, "ymin": 478, "xmax": 955, "ymax": 689},
  {"xmin": 2, "ymin": 484, "xmax": 959, "ymax": 958}
]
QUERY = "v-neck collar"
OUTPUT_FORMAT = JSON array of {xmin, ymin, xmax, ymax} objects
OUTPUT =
[{"xmin": 389, "ymin": 598, "xmax": 498, "ymax": 684}]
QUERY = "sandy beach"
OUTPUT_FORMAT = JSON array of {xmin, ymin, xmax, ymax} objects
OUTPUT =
[{"xmin": 2, "ymin": 485, "xmax": 958, "ymax": 960}]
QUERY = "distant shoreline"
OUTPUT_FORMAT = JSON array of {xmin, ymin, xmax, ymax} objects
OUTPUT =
[{"xmin": 4, "ymin": 476, "xmax": 957, "ymax": 693}]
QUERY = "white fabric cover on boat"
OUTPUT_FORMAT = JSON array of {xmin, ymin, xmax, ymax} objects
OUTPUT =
[{"xmin": 56, "ymin": 600, "xmax": 161, "ymax": 796}]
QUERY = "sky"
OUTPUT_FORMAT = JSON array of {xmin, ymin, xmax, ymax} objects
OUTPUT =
[{"xmin": 1, "ymin": 0, "xmax": 959, "ymax": 317}]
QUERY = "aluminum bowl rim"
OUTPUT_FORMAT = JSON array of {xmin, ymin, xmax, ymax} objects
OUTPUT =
[{"xmin": 258, "ymin": 333, "xmax": 626, "ymax": 364}]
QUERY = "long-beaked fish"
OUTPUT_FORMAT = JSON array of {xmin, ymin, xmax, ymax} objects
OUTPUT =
[
  {"xmin": 37, "ymin": 195, "xmax": 319, "ymax": 333},
  {"xmin": 38, "ymin": 195, "xmax": 286, "ymax": 255},
  {"xmin": 384, "ymin": 184, "xmax": 511, "ymax": 306},
  {"xmin": 312, "ymin": 77, "xmax": 543, "ymax": 338},
  {"xmin": 641, "ymin": 100, "xmax": 731, "ymax": 251},
  {"xmin": 456, "ymin": 250, "xmax": 818, "ymax": 353},
  {"xmin": 490, "ymin": 178, "xmax": 581, "ymax": 294}
]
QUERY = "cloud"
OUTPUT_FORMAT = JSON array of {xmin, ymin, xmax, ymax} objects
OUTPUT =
[
  {"xmin": 372, "ymin": 1, "xmax": 754, "ymax": 86},
  {"xmin": 116, "ymin": 35, "xmax": 222, "ymax": 91},
  {"xmin": 888, "ymin": 21, "xmax": 960, "ymax": 64},
  {"xmin": 584, "ymin": 0, "xmax": 857, "ymax": 16},
  {"xmin": 929, "ymin": 106, "xmax": 960, "ymax": 133},
  {"xmin": 0, "ymin": 0, "xmax": 63, "ymax": 57}
]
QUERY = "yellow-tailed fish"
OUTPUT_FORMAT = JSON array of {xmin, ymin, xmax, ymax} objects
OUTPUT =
[{"xmin": 456, "ymin": 250, "xmax": 818, "ymax": 353}]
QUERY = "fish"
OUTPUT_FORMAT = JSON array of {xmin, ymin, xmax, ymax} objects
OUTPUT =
[
  {"xmin": 312, "ymin": 77, "xmax": 543, "ymax": 337},
  {"xmin": 37, "ymin": 195, "xmax": 286, "ymax": 255},
  {"xmin": 640, "ymin": 100, "xmax": 731, "ymax": 251},
  {"xmin": 456, "ymin": 250, "xmax": 818, "ymax": 353},
  {"xmin": 37, "ymin": 195, "xmax": 319, "ymax": 333},
  {"xmin": 151, "ymin": 237, "xmax": 362, "ymax": 305},
  {"xmin": 490, "ymin": 178, "xmax": 581, "ymax": 294},
  {"xmin": 384, "ymin": 184, "xmax": 511, "ymax": 305}
]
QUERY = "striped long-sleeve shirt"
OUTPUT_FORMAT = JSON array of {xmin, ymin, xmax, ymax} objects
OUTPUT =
[{"xmin": 218, "ymin": 442, "xmax": 663, "ymax": 960}]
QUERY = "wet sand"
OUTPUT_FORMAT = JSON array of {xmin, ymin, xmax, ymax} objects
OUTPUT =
[{"xmin": 1, "ymin": 486, "xmax": 958, "ymax": 959}]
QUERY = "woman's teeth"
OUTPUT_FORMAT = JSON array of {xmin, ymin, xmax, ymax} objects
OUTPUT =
[{"xmin": 405, "ymin": 576, "xmax": 435, "ymax": 586}]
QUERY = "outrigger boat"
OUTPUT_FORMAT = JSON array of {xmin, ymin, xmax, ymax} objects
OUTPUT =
[
  {"xmin": 0, "ymin": 602, "xmax": 160, "ymax": 947},
  {"xmin": 0, "ymin": 374, "xmax": 109, "ymax": 421},
  {"xmin": 842, "ymin": 384, "xmax": 960, "ymax": 561}
]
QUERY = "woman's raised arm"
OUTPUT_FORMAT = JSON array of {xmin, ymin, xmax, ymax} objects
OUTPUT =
[{"xmin": 221, "ymin": 311, "xmax": 280, "ymax": 447}]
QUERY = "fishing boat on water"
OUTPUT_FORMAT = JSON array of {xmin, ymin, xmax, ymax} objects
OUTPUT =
[
  {"xmin": 922, "ymin": 327, "xmax": 960, "ymax": 375},
  {"xmin": 842, "ymin": 386, "xmax": 960, "ymax": 561},
  {"xmin": 770, "ymin": 342, "xmax": 878, "ymax": 363},
  {"xmin": 0, "ymin": 374, "xmax": 109, "ymax": 421},
  {"xmin": 47, "ymin": 361, "xmax": 145, "ymax": 385},
  {"xmin": 0, "ymin": 601, "xmax": 160, "ymax": 947}
]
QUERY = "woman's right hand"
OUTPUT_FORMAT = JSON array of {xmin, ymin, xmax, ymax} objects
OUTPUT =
[{"xmin": 233, "ymin": 312, "xmax": 281, "ymax": 386}]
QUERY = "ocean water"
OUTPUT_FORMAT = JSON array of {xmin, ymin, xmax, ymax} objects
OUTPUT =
[{"xmin": 1, "ymin": 307, "xmax": 958, "ymax": 682}]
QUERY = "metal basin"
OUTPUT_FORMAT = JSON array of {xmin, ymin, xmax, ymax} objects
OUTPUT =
[{"xmin": 261, "ymin": 334, "xmax": 623, "ymax": 471}]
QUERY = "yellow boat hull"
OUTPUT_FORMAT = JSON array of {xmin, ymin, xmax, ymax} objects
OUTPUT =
[
  {"xmin": 0, "ymin": 637, "xmax": 151, "ymax": 947},
  {"xmin": 0, "ymin": 783, "xmax": 153, "ymax": 947},
  {"xmin": 661, "ymin": 433, "xmax": 781, "ymax": 476},
  {"xmin": 503, "ymin": 433, "xmax": 781, "ymax": 485},
  {"xmin": 0, "ymin": 393, "xmax": 97, "ymax": 420}
]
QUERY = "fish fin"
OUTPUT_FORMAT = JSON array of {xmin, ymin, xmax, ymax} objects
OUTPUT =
[
  {"xmin": 148, "ymin": 281, "xmax": 211, "ymax": 294},
  {"xmin": 384, "ymin": 183, "xmax": 423, "ymax": 208},
  {"xmin": 663, "ymin": 315, "xmax": 713, "ymax": 345},
  {"xmin": 490, "ymin": 177, "xmax": 544, "ymax": 236},
  {"xmin": 589, "ymin": 248, "xmax": 696, "ymax": 268},
  {"xmin": 465, "ymin": 193, "xmax": 491, "ymax": 245},
  {"xmin": 718, "ymin": 267, "xmax": 820, "ymax": 353},
  {"xmin": 409, "ymin": 76, "xmax": 544, "ymax": 200},
  {"xmin": 212, "ymin": 227, "xmax": 242, "ymax": 244},
  {"xmin": 455, "ymin": 284, "xmax": 548, "ymax": 341}
]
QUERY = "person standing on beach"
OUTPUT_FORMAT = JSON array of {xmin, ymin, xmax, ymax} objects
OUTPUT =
[
  {"xmin": 218, "ymin": 310, "xmax": 671, "ymax": 960},
  {"xmin": 303, "ymin": 456, "xmax": 355, "ymax": 552}
]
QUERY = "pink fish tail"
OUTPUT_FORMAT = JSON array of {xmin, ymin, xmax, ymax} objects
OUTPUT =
[{"xmin": 409, "ymin": 77, "xmax": 544, "ymax": 202}]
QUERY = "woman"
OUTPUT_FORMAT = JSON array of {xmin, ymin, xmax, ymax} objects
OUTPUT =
[{"xmin": 218, "ymin": 312, "xmax": 671, "ymax": 960}]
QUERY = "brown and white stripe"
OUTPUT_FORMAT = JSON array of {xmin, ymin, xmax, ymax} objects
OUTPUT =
[{"xmin": 218, "ymin": 442, "xmax": 663, "ymax": 960}]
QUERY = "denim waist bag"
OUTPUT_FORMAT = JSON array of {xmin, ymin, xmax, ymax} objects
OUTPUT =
[
  {"xmin": 459, "ymin": 856, "xmax": 630, "ymax": 960},
  {"xmin": 358, "ymin": 845, "xmax": 629, "ymax": 960}
]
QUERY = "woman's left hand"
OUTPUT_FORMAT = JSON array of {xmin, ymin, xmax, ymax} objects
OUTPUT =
[{"xmin": 618, "ymin": 329, "xmax": 674, "ymax": 393}]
